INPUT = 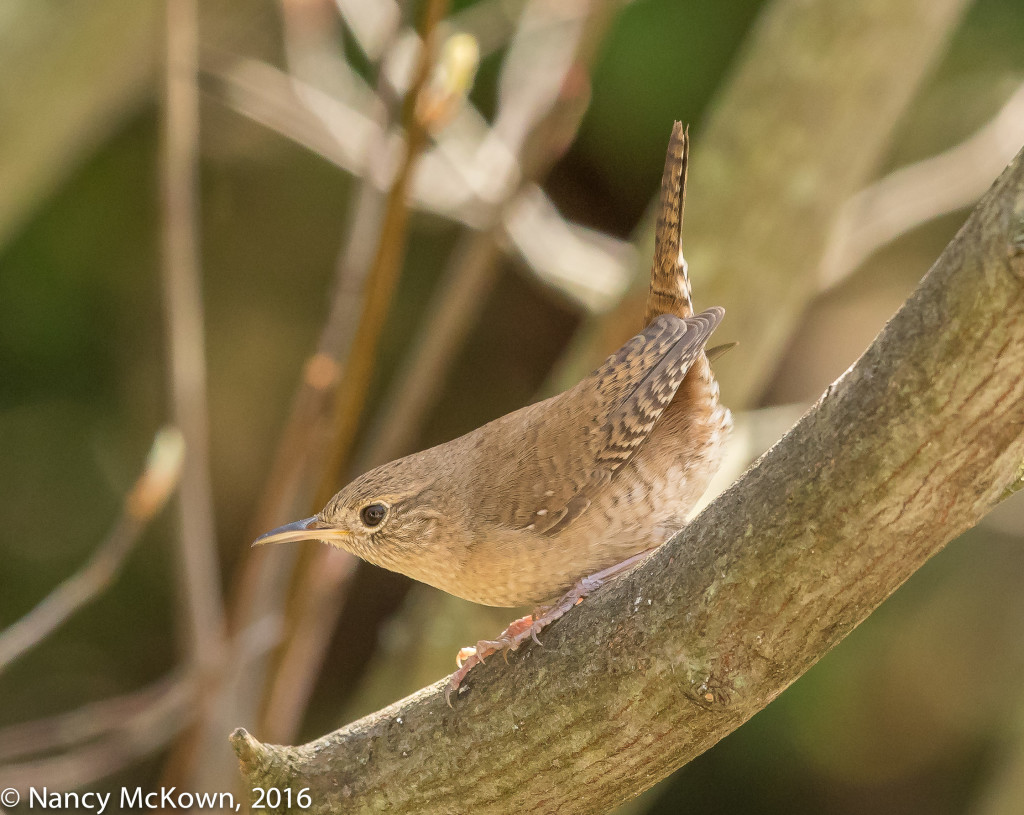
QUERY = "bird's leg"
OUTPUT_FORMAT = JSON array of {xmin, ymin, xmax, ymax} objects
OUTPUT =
[
  {"xmin": 455, "ymin": 613, "xmax": 537, "ymax": 669},
  {"xmin": 446, "ymin": 547, "xmax": 658, "ymax": 705}
]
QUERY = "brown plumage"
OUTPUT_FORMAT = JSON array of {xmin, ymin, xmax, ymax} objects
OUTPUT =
[{"xmin": 256, "ymin": 122, "xmax": 731, "ymax": 692}]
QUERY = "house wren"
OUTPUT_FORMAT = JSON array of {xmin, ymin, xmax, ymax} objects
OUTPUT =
[{"xmin": 256, "ymin": 122, "xmax": 731, "ymax": 700}]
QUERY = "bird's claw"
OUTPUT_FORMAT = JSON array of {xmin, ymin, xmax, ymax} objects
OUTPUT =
[
  {"xmin": 446, "ymin": 614, "xmax": 544, "ymax": 704},
  {"xmin": 443, "ymin": 553, "xmax": 657, "ymax": 705},
  {"xmin": 446, "ymin": 657, "xmax": 478, "ymax": 707}
]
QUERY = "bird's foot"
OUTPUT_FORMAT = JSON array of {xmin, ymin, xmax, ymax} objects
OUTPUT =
[
  {"xmin": 446, "ymin": 614, "xmax": 537, "ymax": 706},
  {"xmin": 445, "ymin": 547, "xmax": 658, "ymax": 706}
]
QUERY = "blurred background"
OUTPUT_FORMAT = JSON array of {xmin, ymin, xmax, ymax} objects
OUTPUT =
[{"xmin": 2, "ymin": 0, "xmax": 1024, "ymax": 812}]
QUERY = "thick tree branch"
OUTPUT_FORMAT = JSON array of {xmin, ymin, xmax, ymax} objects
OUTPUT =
[{"xmin": 232, "ymin": 145, "xmax": 1024, "ymax": 813}]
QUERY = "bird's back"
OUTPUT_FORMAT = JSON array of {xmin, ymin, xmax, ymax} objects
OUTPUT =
[
  {"xmin": 456, "ymin": 123, "xmax": 730, "ymax": 605},
  {"xmin": 372, "ymin": 123, "xmax": 731, "ymax": 608}
]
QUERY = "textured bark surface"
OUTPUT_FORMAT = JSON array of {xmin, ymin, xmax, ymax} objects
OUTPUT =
[{"xmin": 231, "ymin": 144, "xmax": 1024, "ymax": 813}]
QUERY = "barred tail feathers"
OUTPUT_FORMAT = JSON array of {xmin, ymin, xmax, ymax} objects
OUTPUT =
[{"xmin": 644, "ymin": 121, "xmax": 694, "ymax": 325}]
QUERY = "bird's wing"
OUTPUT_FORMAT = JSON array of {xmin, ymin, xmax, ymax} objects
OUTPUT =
[{"xmin": 514, "ymin": 308, "xmax": 723, "ymax": 536}]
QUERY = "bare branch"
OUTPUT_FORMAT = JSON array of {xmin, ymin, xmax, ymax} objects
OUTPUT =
[
  {"xmin": 821, "ymin": 80, "xmax": 1024, "ymax": 290},
  {"xmin": 280, "ymin": 0, "xmax": 384, "ymax": 110},
  {"xmin": 0, "ymin": 670, "xmax": 193, "ymax": 764},
  {"xmin": 334, "ymin": 0, "xmax": 401, "ymax": 62},
  {"xmin": 232, "ymin": 143, "xmax": 1024, "ymax": 814},
  {"xmin": 357, "ymin": 0, "xmax": 623, "ymax": 470},
  {"xmin": 0, "ymin": 428, "xmax": 184, "ymax": 674},
  {"xmin": 313, "ymin": 0, "xmax": 451, "ymax": 504},
  {"xmin": 0, "ymin": 671, "xmax": 196, "ymax": 791},
  {"xmin": 178, "ymin": 15, "xmax": 414, "ymax": 785},
  {"xmin": 202, "ymin": 57, "xmax": 633, "ymax": 311},
  {"xmin": 257, "ymin": 0, "xmax": 452, "ymax": 744},
  {"xmin": 161, "ymin": 0, "xmax": 226, "ymax": 673}
]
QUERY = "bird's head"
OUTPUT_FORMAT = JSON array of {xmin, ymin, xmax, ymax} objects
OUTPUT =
[{"xmin": 253, "ymin": 457, "xmax": 446, "ymax": 572}]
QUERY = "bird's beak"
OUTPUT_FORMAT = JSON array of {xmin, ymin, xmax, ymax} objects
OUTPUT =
[{"xmin": 252, "ymin": 516, "xmax": 350, "ymax": 547}]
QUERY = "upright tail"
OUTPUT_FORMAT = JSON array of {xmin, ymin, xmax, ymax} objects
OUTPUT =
[
  {"xmin": 644, "ymin": 121, "xmax": 694, "ymax": 325},
  {"xmin": 642, "ymin": 122, "xmax": 732, "ymax": 456}
]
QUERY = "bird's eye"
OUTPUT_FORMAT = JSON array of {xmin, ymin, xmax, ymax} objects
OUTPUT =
[{"xmin": 360, "ymin": 503, "xmax": 388, "ymax": 528}]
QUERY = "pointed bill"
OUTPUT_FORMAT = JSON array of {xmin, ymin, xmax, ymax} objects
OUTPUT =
[{"xmin": 252, "ymin": 516, "xmax": 350, "ymax": 546}]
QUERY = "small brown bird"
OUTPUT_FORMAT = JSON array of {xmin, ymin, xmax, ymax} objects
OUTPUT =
[{"xmin": 256, "ymin": 123, "xmax": 730, "ymax": 701}]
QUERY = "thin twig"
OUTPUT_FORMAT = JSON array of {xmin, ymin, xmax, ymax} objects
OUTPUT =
[
  {"xmin": 0, "ymin": 671, "xmax": 196, "ymax": 791},
  {"xmin": 820, "ymin": 80, "xmax": 1024, "ymax": 290},
  {"xmin": 259, "ymin": 0, "xmax": 611, "ymax": 735},
  {"xmin": 283, "ymin": 0, "xmax": 620, "ymax": 734},
  {"xmin": 254, "ymin": 550, "xmax": 360, "ymax": 741},
  {"xmin": 0, "ymin": 670, "xmax": 193, "ymax": 764},
  {"xmin": 258, "ymin": 0, "xmax": 452, "ymax": 743},
  {"xmin": 281, "ymin": 0, "xmax": 385, "ymax": 109},
  {"xmin": 154, "ymin": 0, "xmax": 233, "ymax": 793},
  {"xmin": 172, "ymin": 20, "xmax": 410, "ymax": 785},
  {"xmin": 354, "ymin": 232, "xmax": 504, "ymax": 468},
  {"xmin": 161, "ymin": 0, "xmax": 226, "ymax": 675},
  {"xmin": 334, "ymin": 0, "xmax": 401, "ymax": 61},
  {"xmin": 316, "ymin": 0, "xmax": 450, "ymax": 508},
  {"xmin": 357, "ymin": 0, "xmax": 620, "ymax": 470},
  {"xmin": 219, "ymin": 52, "xmax": 404, "ymax": 761},
  {"xmin": 202, "ymin": 55, "xmax": 633, "ymax": 310},
  {"xmin": 0, "ymin": 428, "xmax": 184, "ymax": 675}
]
